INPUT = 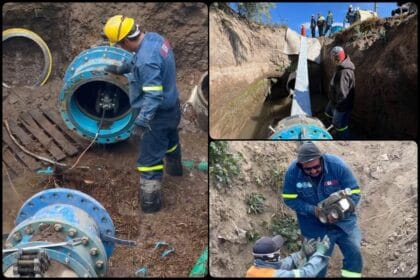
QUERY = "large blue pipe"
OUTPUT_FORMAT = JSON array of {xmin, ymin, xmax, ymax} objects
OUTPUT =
[
  {"xmin": 59, "ymin": 46, "xmax": 136, "ymax": 144},
  {"xmin": 2, "ymin": 188, "xmax": 117, "ymax": 277}
]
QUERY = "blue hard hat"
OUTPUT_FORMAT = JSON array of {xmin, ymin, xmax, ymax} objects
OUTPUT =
[{"xmin": 253, "ymin": 235, "xmax": 284, "ymax": 256}]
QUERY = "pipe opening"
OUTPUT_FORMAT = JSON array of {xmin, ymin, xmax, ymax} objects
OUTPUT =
[
  {"xmin": 2, "ymin": 36, "xmax": 45, "ymax": 87},
  {"xmin": 200, "ymin": 73, "xmax": 209, "ymax": 104},
  {"xmin": 73, "ymin": 81, "xmax": 130, "ymax": 121}
]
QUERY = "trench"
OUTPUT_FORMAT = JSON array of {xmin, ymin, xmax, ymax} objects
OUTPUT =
[{"xmin": 238, "ymin": 60, "xmax": 330, "ymax": 139}]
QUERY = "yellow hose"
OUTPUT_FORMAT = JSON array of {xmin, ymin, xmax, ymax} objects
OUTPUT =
[{"xmin": 2, "ymin": 28, "xmax": 53, "ymax": 86}]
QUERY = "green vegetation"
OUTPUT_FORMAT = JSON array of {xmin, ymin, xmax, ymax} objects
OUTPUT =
[
  {"xmin": 210, "ymin": 141, "xmax": 241, "ymax": 189},
  {"xmin": 271, "ymin": 215, "xmax": 301, "ymax": 252},
  {"xmin": 236, "ymin": 3, "xmax": 276, "ymax": 24},
  {"xmin": 268, "ymin": 166, "xmax": 285, "ymax": 192},
  {"xmin": 246, "ymin": 228, "xmax": 260, "ymax": 242},
  {"xmin": 246, "ymin": 192, "xmax": 266, "ymax": 214}
]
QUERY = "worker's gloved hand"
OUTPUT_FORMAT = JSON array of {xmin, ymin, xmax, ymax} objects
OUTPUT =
[
  {"xmin": 104, "ymin": 62, "xmax": 131, "ymax": 75},
  {"xmin": 315, "ymin": 235, "xmax": 330, "ymax": 255},
  {"xmin": 300, "ymin": 238, "xmax": 317, "ymax": 257}
]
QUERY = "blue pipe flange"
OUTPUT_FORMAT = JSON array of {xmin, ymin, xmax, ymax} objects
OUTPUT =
[
  {"xmin": 3, "ymin": 188, "xmax": 117, "ymax": 277},
  {"xmin": 59, "ymin": 46, "xmax": 136, "ymax": 144},
  {"xmin": 270, "ymin": 115, "xmax": 332, "ymax": 139},
  {"xmin": 270, "ymin": 123, "xmax": 332, "ymax": 139}
]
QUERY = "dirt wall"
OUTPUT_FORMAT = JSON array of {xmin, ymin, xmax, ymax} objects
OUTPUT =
[
  {"xmin": 322, "ymin": 15, "xmax": 418, "ymax": 138},
  {"xmin": 209, "ymin": 6, "xmax": 290, "ymax": 138},
  {"xmin": 3, "ymin": 2, "xmax": 208, "ymax": 98}
]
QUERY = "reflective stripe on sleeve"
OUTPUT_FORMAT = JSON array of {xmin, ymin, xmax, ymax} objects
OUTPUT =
[
  {"xmin": 282, "ymin": 194, "xmax": 298, "ymax": 199},
  {"xmin": 351, "ymin": 188, "xmax": 361, "ymax": 194},
  {"xmin": 142, "ymin": 85, "xmax": 163, "ymax": 91}
]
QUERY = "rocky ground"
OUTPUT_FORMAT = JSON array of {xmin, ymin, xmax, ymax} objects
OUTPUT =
[{"xmin": 209, "ymin": 141, "xmax": 417, "ymax": 277}]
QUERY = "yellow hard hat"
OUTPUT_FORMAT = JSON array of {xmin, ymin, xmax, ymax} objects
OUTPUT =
[{"xmin": 103, "ymin": 15, "xmax": 135, "ymax": 45}]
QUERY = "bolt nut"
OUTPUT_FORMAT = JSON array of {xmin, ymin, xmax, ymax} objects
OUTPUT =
[
  {"xmin": 81, "ymin": 236, "xmax": 89, "ymax": 245},
  {"xmin": 95, "ymin": 260, "xmax": 104, "ymax": 268},
  {"xmin": 68, "ymin": 228, "xmax": 77, "ymax": 237},
  {"xmin": 54, "ymin": 224, "xmax": 63, "ymax": 232},
  {"xmin": 13, "ymin": 232, "xmax": 22, "ymax": 242},
  {"xmin": 25, "ymin": 226, "xmax": 34, "ymax": 235},
  {"xmin": 90, "ymin": 247, "xmax": 98, "ymax": 256}
]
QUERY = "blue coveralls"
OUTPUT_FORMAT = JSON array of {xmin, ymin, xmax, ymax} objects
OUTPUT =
[
  {"xmin": 246, "ymin": 252, "xmax": 329, "ymax": 277},
  {"xmin": 282, "ymin": 154, "xmax": 363, "ymax": 277},
  {"xmin": 128, "ymin": 32, "xmax": 181, "ymax": 180}
]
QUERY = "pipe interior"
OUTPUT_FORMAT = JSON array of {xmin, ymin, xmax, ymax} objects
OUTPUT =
[{"xmin": 73, "ymin": 81, "xmax": 130, "ymax": 120}]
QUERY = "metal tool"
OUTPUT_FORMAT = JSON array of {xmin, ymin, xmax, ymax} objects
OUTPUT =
[{"xmin": 317, "ymin": 188, "xmax": 355, "ymax": 223}]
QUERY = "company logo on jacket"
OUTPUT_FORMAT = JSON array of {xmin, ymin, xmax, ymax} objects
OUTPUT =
[{"xmin": 296, "ymin": 182, "xmax": 313, "ymax": 188}]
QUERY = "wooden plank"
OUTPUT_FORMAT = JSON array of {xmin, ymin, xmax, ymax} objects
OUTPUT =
[
  {"xmin": 7, "ymin": 119, "xmax": 32, "ymax": 146},
  {"xmin": 2, "ymin": 149, "xmax": 24, "ymax": 175},
  {"xmin": 40, "ymin": 107, "xmax": 88, "ymax": 147},
  {"xmin": 19, "ymin": 112, "xmax": 66, "ymax": 161},
  {"xmin": 2, "ymin": 126, "xmax": 42, "ymax": 171},
  {"xmin": 29, "ymin": 110, "xmax": 79, "ymax": 156}
]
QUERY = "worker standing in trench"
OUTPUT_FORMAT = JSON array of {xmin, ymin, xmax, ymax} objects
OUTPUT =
[
  {"xmin": 324, "ymin": 46, "xmax": 356, "ymax": 139},
  {"xmin": 102, "ymin": 15, "xmax": 183, "ymax": 213},
  {"xmin": 281, "ymin": 142, "xmax": 363, "ymax": 277}
]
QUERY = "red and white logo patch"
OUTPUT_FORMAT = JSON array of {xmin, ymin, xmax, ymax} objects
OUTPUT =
[
  {"xmin": 160, "ymin": 38, "xmax": 170, "ymax": 58},
  {"xmin": 324, "ymin": 180, "xmax": 338, "ymax": 186}
]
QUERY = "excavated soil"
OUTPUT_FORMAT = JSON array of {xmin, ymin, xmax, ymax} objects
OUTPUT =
[
  {"xmin": 2, "ymin": 2, "xmax": 208, "ymax": 277},
  {"xmin": 210, "ymin": 141, "xmax": 417, "ymax": 277}
]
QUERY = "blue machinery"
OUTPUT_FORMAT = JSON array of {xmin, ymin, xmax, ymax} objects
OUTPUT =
[
  {"xmin": 59, "ymin": 46, "xmax": 137, "ymax": 144},
  {"xmin": 2, "ymin": 188, "xmax": 135, "ymax": 277},
  {"xmin": 270, "ymin": 36, "xmax": 332, "ymax": 139}
]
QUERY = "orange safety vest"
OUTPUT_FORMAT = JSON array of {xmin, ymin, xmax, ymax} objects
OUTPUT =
[{"xmin": 246, "ymin": 265, "xmax": 276, "ymax": 277}]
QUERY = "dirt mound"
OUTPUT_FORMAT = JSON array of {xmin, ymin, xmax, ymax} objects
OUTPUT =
[
  {"xmin": 2, "ymin": 2, "xmax": 208, "ymax": 277},
  {"xmin": 210, "ymin": 141, "xmax": 417, "ymax": 277}
]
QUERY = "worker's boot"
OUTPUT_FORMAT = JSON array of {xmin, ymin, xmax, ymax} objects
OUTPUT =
[
  {"xmin": 139, "ymin": 179, "xmax": 162, "ymax": 213},
  {"xmin": 165, "ymin": 157, "xmax": 183, "ymax": 176}
]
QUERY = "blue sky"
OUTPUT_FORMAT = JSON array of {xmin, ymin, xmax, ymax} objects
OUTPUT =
[{"xmin": 229, "ymin": 2, "xmax": 399, "ymax": 35}]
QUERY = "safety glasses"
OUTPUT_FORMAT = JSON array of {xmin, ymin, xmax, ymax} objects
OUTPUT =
[{"xmin": 303, "ymin": 164, "xmax": 322, "ymax": 172}]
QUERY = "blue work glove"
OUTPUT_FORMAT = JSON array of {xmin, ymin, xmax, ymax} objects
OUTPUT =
[
  {"xmin": 315, "ymin": 235, "xmax": 330, "ymax": 255},
  {"xmin": 104, "ymin": 62, "xmax": 131, "ymax": 75}
]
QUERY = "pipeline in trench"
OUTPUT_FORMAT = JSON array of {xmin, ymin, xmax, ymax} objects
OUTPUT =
[{"xmin": 238, "ymin": 61, "xmax": 330, "ymax": 139}]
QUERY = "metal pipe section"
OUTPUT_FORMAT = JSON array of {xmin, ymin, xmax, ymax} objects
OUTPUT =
[
  {"xmin": 291, "ymin": 36, "xmax": 312, "ymax": 116},
  {"xmin": 2, "ymin": 188, "xmax": 118, "ymax": 277},
  {"xmin": 270, "ymin": 35, "xmax": 332, "ymax": 139},
  {"xmin": 59, "ymin": 46, "xmax": 137, "ymax": 144},
  {"xmin": 2, "ymin": 28, "xmax": 53, "ymax": 87}
]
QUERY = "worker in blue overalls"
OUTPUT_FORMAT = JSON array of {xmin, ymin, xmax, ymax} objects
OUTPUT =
[
  {"xmin": 282, "ymin": 141, "xmax": 363, "ymax": 277},
  {"xmin": 103, "ymin": 15, "xmax": 182, "ymax": 213}
]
